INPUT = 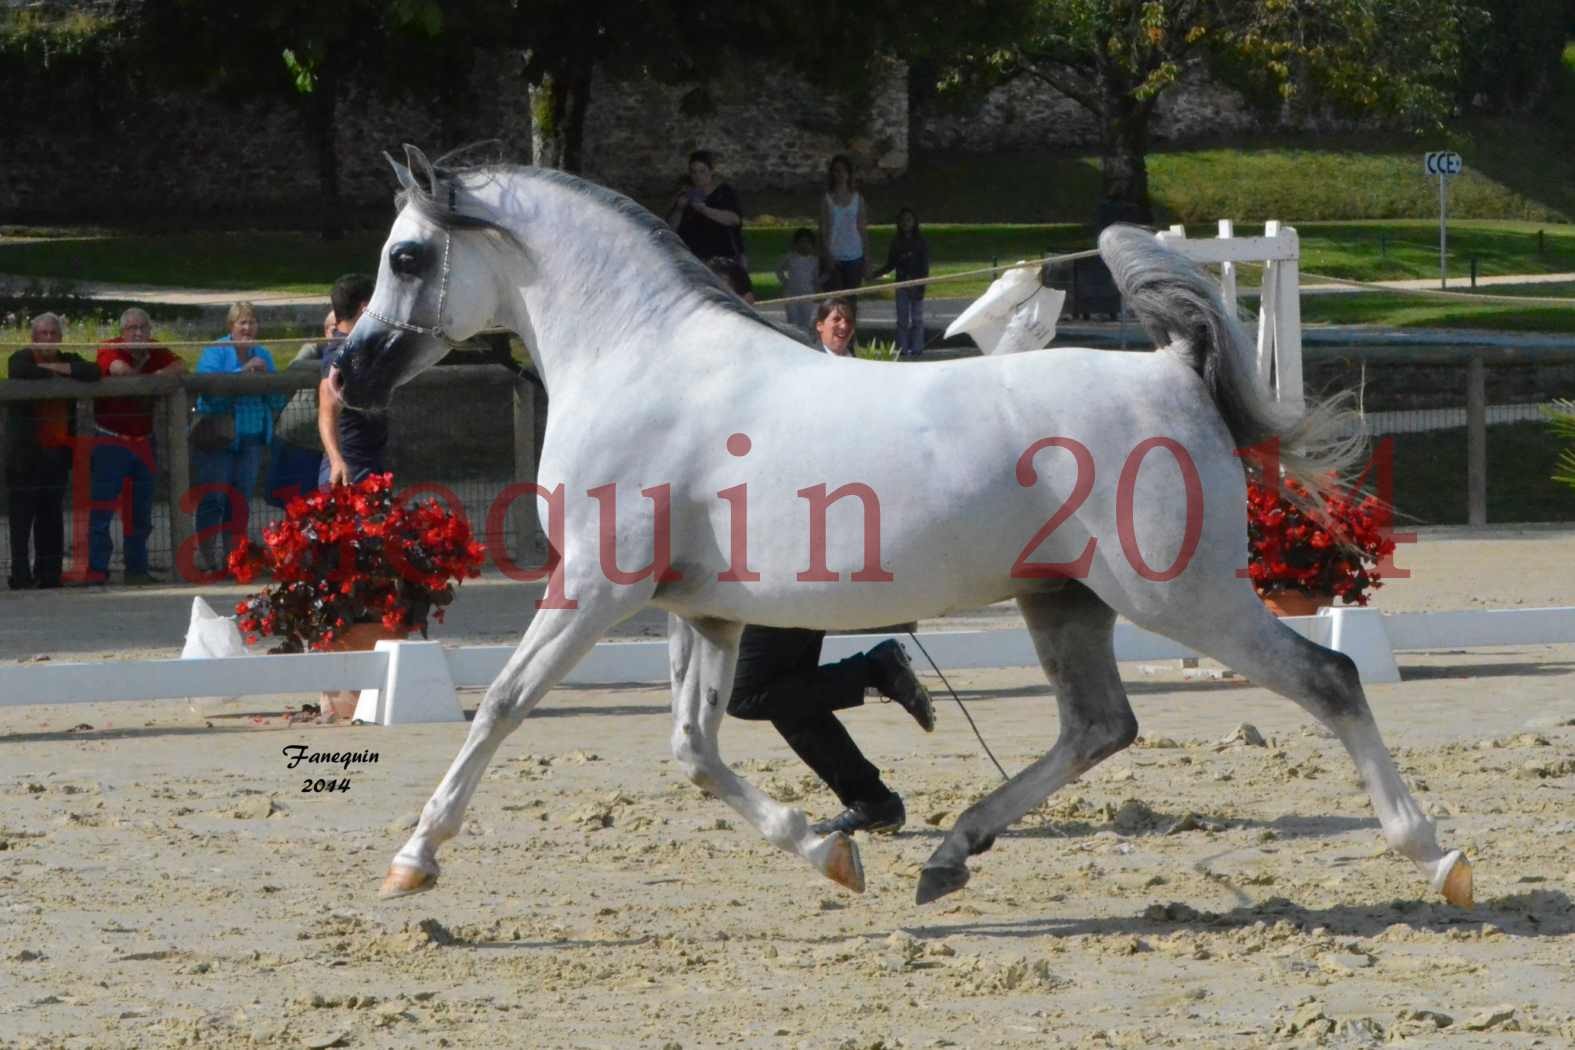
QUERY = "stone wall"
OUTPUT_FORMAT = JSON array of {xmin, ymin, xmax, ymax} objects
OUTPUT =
[
  {"xmin": 921, "ymin": 65, "xmax": 1267, "ymax": 153},
  {"xmin": 0, "ymin": 50, "xmax": 1339, "ymax": 224},
  {"xmin": 0, "ymin": 53, "xmax": 535, "ymax": 224},
  {"xmin": 581, "ymin": 59, "xmax": 909, "ymax": 197}
]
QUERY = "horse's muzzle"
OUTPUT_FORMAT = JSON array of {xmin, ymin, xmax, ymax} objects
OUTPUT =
[{"xmin": 336, "ymin": 326, "xmax": 411, "ymax": 411}]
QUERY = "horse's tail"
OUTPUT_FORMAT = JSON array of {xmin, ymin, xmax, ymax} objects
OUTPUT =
[{"xmin": 1098, "ymin": 223, "xmax": 1363, "ymax": 498}]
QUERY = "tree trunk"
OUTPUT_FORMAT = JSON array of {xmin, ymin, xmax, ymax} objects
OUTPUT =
[
  {"xmin": 304, "ymin": 62, "xmax": 343, "ymax": 241},
  {"xmin": 1095, "ymin": 68, "xmax": 1155, "ymax": 226},
  {"xmin": 531, "ymin": 62, "xmax": 593, "ymax": 173},
  {"xmin": 905, "ymin": 58, "xmax": 937, "ymax": 167}
]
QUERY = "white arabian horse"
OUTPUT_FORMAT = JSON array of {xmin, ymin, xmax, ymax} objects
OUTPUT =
[{"xmin": 335, "ymin": 148, "xmax": 1472, "ymax": 910}]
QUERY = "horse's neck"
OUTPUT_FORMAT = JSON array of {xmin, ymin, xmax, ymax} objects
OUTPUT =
[{"xmin": 490, "ymin": 178, "xmax": 756, "ymax": 390}]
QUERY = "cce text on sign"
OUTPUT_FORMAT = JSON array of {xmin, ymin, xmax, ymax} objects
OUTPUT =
[{"xmin": 1424, "ymin": 151, "xmax": 1463, "ymax": 177}]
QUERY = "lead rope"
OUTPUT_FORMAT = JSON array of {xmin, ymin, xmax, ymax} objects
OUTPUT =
[{"xmin": 905, "ymin": 632, "xmax": 1012, "ymax": 783}]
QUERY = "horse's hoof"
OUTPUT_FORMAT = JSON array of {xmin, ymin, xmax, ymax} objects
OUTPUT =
[
  {"xmin": 818, "ymin": 832, "xmax": 866, "ymax": 893},
  {"xmin": 916, "ymin": 863, "xmax": 969, "ymax": 905},
  {"xmin": 1439, "ymin": 852, "xmax": 1474, "ymax": 909},
  {"xmin": 379, "ymin": 864, "xmax": 437, "ymax": 899}
]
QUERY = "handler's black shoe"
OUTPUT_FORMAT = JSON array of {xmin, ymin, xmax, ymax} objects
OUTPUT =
[
  {"xmin": 867, "ymin": 639, "xmax": 935, "ymax": 732},
  {"xmin": 811, "ymin": 793, "xmax": 906, "ymax": 837}
]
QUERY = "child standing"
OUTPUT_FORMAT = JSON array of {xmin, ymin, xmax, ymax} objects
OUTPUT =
[
  {"xmin": 776, "ymin": 227, "xmax": 822, "ymax": 333},
  {"xmin": 871, "ymin": 207, "xmax": 931, "ymax": 358}
]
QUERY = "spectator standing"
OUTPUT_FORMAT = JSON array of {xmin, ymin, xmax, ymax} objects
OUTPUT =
[
  {"xmin": 818, "ymin": 155, "xmax": 869, "ymax": 292},
  {"xmin": 191, "ymin": 302, "xmax": 288, "ymax": 573},
  {"xmin": 706, "ymin": 256, "xmax": 757, "ymax": 304},
  {"xmin": 774, "ymin": 228, "xmax": 822, "ymax": 333},
  {"xmin": 5, "ymin": 312, "xmax": 98, "ymax": 589},
  {"xmin": 668, "ymin": 150, "xmax": 751, "ymax": 296},
  {"xmin": 870, "ymin": 207, "xmax": 931, "ymax": 358},
  {"xmin": 264, "ymin": 309, "xmax": 335, "ymax": 508},
  {"xmin": 317, "ymin": 274, "xmax": 379, "ymax": 487},
  {"xmin": 90, "ymin": 308, "xmax": 185, "ymax": 585}
]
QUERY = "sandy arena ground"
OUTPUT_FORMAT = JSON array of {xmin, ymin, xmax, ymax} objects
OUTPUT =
[{"xmin": 2, "ymin": 526, "xmax": 1574, "ymax": 1049}]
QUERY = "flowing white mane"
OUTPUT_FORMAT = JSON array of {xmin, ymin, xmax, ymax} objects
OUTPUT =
[{"xmin": 399, "ymin": 163, "xmax": 777, "ymax": 336}]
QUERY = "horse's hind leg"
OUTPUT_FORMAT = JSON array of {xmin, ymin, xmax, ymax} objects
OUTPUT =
[
  {"xmin": 918, "ymin": 583, "xmax": 1136, "ymax": 904},
  {"xmin": 668, "ymin": 615, "xmax": 865, "ymax": 893},
  {"xmin": 1156, "ymin": 596, "xmax": 1472, "ymax": 908},
  {"xmin": 380, "ymin": 585, "xmax": 650, "ymax": 898}
]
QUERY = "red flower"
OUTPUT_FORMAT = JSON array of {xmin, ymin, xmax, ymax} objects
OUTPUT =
[
  {"xmin": 1246, "ymin": 476, "xmax": 1395, "ymax": 606},
  {"xmin": 224, "ymin": 474, "xmax": 485, "ymax": 653}
]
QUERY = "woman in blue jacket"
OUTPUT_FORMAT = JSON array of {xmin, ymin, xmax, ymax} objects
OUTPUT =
[{"xmin": 192, "ymin": 302, "xmax": 288, "ymax": 573}]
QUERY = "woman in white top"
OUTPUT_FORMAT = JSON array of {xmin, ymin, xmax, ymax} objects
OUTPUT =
[{"xmin": 817, "ymin": 155, "xmax": 869, "ymax": 291}]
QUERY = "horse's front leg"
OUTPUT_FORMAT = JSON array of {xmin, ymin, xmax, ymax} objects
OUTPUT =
[
  {"xmin": 668, "ymin": 615, "xmax": 865, "ymax": 893},
  {"xmin": 380, "ymin": 578, "xmax": 653, "ymax": 898}
]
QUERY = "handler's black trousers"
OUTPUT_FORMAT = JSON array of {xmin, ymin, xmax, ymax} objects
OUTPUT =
[
  {"xmin": 6, "ymin": 450, "xmax": 70, "ymax": 587},
  {"xmin": 727, "ymin": 625, "xmax": 892, "ymax": 807}
]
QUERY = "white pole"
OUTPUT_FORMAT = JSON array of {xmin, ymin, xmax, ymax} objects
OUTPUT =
[
  {"xmin": 1217, "ymin": 219, "xmax": 1237, "ymax": 317},
  {"xmin": 1439, "ymin": 173, "xmax": 1447, "ymax": 290}
]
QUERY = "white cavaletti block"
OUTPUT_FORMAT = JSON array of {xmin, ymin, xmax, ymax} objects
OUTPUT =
[{"xmin": 354, "ymin": 640, "xmax": 463, "ymax": 726}]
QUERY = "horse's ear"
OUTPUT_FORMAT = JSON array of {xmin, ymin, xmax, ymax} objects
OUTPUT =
[
  {"xmin": 385, "ymin": 151, "xmax": 419, "ymax": 193},
  {"xmin": 403, "ymin": 144, "xmax": 439, "ymax": 197}
]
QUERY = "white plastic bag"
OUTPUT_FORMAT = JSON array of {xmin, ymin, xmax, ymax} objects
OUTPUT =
[
  {"xmin": 945, "ymin": 263, "xmax": 1066, "ymax": 356},
  {"xmin": 182, "ymin": 596, "xmax": 248, "ymax": 713}
]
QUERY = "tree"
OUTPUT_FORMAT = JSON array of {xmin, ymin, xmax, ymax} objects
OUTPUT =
[
  {"xmin": 923, "ymin": 0, "xmax": 1485, "ymax": 218},
  {"xmin": 470, "ymin": 0, "xmax": 800, "ymax": 172},
  {"xmin": 1456, "ymin": 0, "xmax": 1567, "ymax": 111},
  {"xmin": 133, "ymin": 0, "xmax": 455, "ymax": 237}
]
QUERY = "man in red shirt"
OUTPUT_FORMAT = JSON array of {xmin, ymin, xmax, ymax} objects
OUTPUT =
[{"xmin": 87, "ymin": 308, "xmax": 185, "ymax": 584}]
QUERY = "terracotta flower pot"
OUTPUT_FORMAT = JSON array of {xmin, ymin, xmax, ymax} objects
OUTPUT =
[
  {"xmin": 319, "ymin": 622, "xmax": 410, "ymax": 720},
  {"xmin": 1262, "ymin": 589, "xmax": 1333, "ymax": 617}
]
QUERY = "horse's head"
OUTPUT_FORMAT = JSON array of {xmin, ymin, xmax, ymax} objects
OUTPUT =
[{"xmin": 334, "ymin": 146, "xmax": 507, "ymax": 411}]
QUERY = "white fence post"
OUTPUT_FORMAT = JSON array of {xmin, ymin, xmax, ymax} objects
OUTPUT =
[
  {"xmin": 1269, "ymin": 222, "xmax": 1304, "ymax": 411},
  {"xmin": 1156, "ymin": 221, "xmax": 1303, "ymax": 408},
  {"xmin": 1217, "ymin": 219, "xmax": 1238, "ymax": 318}
]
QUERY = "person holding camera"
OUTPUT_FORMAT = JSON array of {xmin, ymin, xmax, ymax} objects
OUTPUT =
[{"xmin": 667, "ymin": 149, "xmax": 751, "ymax": 297}]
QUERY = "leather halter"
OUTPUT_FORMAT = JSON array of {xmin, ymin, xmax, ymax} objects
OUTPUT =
[{"xmin": 364, "ymin": 223, "xmax": 467, "ymax": 350}]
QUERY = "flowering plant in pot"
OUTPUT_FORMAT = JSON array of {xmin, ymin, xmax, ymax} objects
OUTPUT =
[
  {"xmin": 1245, "ymin": 477, "xmax": 1397, "ymax": 611},
  {"xmin": 227, "ymin": 473, "xmax": 485, "ymax": 654}
]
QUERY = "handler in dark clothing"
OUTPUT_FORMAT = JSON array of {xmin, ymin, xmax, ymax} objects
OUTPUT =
[
  {"xmin": 5, "ymin": 312, "xmax": 99, "ymax": 588},
  {"xmin": 316, "ymin": 274, "xmax": 382, "ymax": 486},
  {"xmin": 728, "ymin": 630, "xmax": 934, "ymax": 836}
]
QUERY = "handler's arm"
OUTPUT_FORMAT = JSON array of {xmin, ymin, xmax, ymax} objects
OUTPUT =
[{"xmin": 318, "ymin": 373, "xmax": 349, "ymax": 485}]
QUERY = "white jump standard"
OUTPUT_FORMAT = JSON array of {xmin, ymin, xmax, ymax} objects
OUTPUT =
[{"xmin": 333, "ymin": 146, "xmax": 1472, "ymax": 911}]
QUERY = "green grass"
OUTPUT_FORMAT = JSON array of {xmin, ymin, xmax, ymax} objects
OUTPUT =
[
  {"xmin": 3, "ymin": 219, "xmax": 1573, "ymax": 330},
  {"xmin": 1387, "ymin": 422, "xmax": 1575, "ymax": 525},
  {"xmin": 729, "ymin": 121, "xmax": 1575, "ymax": 227},
  {"xmin": 4, "ymin": 130, "xmax": 1575, "ymax": 323},
  {"xmin": 0, "ymin": 232, "xmax": 385, "ymax": 292},
  {"xmin": 5, "ymin": 217, "xmax": 1573, "ymax": 311},
  {"xmin": 1300, "ymin": 283, "xmax": 1575, "ymax": 333}
]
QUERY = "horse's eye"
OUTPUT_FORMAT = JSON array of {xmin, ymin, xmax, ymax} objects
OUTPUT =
[{"xmin": 389, "ymin": 241, "xmax": 426, "ymax": 277}]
